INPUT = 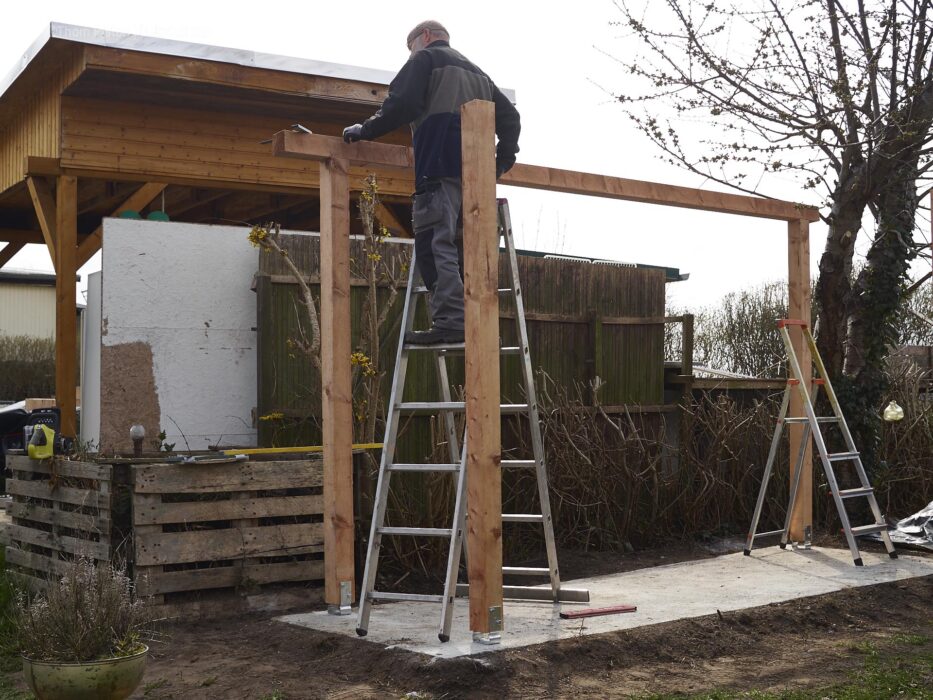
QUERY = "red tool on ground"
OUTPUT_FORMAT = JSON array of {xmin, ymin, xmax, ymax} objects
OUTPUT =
[{"xmin": 559, "ymin": 604, "xmax": 637, "ymax": 620}]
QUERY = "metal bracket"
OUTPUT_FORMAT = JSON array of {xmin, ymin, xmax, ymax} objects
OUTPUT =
[
  {"xmin": 328, "ymin": 580, "xmax": 353, "ymax": 616},
  {"xmin": 471, "ymin": 605, "xmax": 504, "ymax": 645}
]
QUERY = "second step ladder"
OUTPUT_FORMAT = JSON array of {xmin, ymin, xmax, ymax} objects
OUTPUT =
[
  {"xmin": 356, "ymin": 199, "xmax": 589, "ymax": 643},
  {"xmin": 744, "ymin": 320, "xmax": 897, "ymax": 565}
]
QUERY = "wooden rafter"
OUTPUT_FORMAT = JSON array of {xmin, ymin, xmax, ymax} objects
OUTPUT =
[
  {"xmin": 26, "ymin": 176, "xmax": 57, "ymax": 269},
  {"xmin": 0, "ymin": 229, "xmax": 45, "ymax": 245},
  {"xmin": 0, "ymin": 243, "xmax": 25, "ymax": 268},
  {"xmin": 76, "ymin": 182, "xmax": 166, "ymax": 267}
]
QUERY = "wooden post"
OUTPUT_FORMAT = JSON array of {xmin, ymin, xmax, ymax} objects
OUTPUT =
[
  {"xmin": 55, "ymin": 175, "xmax": 78, "ymax": 438},
  {"xmin": 462, "ymin": 100, "xmax": 503, "ymax": 637},
  {"xmin": 319, "ymin": 157, "xmax": 355, "ymax": 612},
  {"xmin": 787, "ymin": 218, "xmax": 812, "ymax": 541}
]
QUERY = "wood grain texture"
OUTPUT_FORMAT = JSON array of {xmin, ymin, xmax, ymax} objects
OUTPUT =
[
  {"xmin": 462, "ymin": 100, "xmax": 503, "ymax": 633},
  {"xmin": 273, "ymin": 130, "xmax": 413, "ymax": 169},
  {"xmin": 787, "ymin": 218, "xmax": 813, "ymax": 541},
  {"xmin": 55, "ymin": 175, "xmax": 78, "ymax": 437},
  {"xmin": 320, "ymin": 157, "xmax": 356, "ymax": 606}
]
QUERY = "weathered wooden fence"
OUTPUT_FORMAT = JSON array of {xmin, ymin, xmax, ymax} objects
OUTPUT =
[{"xmin": 255, "ymin": 234, "xmax": 670, "ymax": 449}]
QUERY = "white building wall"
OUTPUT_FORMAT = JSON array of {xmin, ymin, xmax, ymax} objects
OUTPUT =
[
  {"xmin": 0, "ymin": 283, "xmax": 56, "ymax": 337},
  {"xmin": 98, "ymin": 218, "xmax": 258, "ymax": 451},
  {"xmin": 80, "ymin": 272, "xmax": 102, "ymax": 450}
]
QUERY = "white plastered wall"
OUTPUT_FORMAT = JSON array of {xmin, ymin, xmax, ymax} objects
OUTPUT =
[
  {"xmin": 98, "ymin": 219, "xmax": 258, "ymax": 451},
  {"xmin": 80, "ymin": 271, "xmax": 101, "ymax": 449}
]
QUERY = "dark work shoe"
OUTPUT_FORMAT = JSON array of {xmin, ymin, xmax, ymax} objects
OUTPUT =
[{"xmin": 404, "ymin": 326, "xmax": 465, "ymax": 345}]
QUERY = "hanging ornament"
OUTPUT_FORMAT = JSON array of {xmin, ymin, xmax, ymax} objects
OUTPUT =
[{"xmin": 883, "ymin": 400, "xmax": 904, "ymax": 422}]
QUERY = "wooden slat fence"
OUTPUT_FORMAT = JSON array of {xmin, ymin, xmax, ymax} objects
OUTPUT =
[
  {"xmin": 130, "ymin": 457, "xmax": 325, "ymax": 617},
  {"xmin": 4, "ymin": 454, "xmax": 113, "ymax": 590}
]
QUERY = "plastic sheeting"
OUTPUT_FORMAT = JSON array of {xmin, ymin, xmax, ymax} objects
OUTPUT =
[{"xmin": 865, "ymin": 501, "xmax": 933, "ymax": 551}]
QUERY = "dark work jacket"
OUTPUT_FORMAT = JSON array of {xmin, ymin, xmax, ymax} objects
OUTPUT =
[{"xmin": 359, "ymin": 41, "xmax": 520, "ymax": 187}]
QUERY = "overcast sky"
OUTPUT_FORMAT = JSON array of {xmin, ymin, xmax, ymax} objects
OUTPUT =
[{"xmin": 1, "ymin": 0, "xmax": 929, "ymax": 309}]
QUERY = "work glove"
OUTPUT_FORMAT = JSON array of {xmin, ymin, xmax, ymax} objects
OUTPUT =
[
  {"xmin": 496, "ymin": 156, "xmax": 515, "ymax": 180},
  {"xmin": 343, "ymin": 124, "xmax": 364, "ymax": 143}
]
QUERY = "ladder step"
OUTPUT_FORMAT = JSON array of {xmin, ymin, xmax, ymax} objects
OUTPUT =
[
  {"xmin": 501, "ymin": 459, "xmax": 536, "ymax": 468},
  {"xmin": 850, "ymin": 523, "xmax": 890, "ymax": 536},
  {"xmin": 403, "ymin": 344, "xmax": 522, "ymax": 355},
  {"xmin": 752, "ymin": 529, "xmax": 786, "ymax": 539},
  {"xmin": 503, "ymin": 566, "xmax": 550, "ymax": 576},
  {"xmin": 502, "ymin": 514, "xmax": 545, "ymax": 523},
  {"xmin": 784, "ymin": 417, "xmax": 839, "ymax": 424},
  {"xmin": 377, "ymin": 527, "xmax": 453, "ymax": 537},
  {"xmin": 457, "ymin": 583, "xmax": 590, "ymax": 603},
  {"xmin": 397, "ymin": 402, "xmax": 530, "ymax": 414},
  {"xmin": 827, "ymin": 451, "xmax": 861, "ymax": 462},
  {"xmin": 368, "ymin": 591, "xmax": 445, "ymax": 603},
  {"xmin": 838, "ymin": 487, "xmax": 874, "ymax": 499},
  {"xmin": 412, "ymin": 286, "xmax": 513, "ymax": 295},
  {"xmin": 387, "ymin": 463, "xmax": 460, "ymax": 473}
]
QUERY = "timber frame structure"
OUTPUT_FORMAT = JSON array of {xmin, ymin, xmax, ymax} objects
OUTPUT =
[{"xmin": 1, "ymin": 25, "xmax": 819, "ymax": 636}]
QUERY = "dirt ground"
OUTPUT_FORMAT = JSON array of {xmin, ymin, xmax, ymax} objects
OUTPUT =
[
  {"xmin": 7, "ymin": 541, "xmax": 930, "ymax": 699},
  {"xmin": 124, "ymin": 541, "xmax": 932, "ymax": 700}
]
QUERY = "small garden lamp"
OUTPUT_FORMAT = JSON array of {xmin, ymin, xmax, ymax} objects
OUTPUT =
[{"xmin": 129, "ymin": 424, "xmax": 146, "ymax": 457}]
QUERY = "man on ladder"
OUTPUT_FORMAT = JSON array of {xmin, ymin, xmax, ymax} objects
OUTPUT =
[{"xmin": 343, "ymin": 19, "xmax": 521, "ymax": 345}]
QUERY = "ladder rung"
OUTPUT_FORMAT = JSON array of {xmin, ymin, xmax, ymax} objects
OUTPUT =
[
  {"xmin": 850, "ymin": 523, "xmax": 889, "ymax": 536},
  {"xmin": 402, "ymin": 344, "xmax": 522, "ymax": 355},
  {"xmin": 501, "ymin": 460, "xmax": 536, "ymax": 468},
  {"xmin": 502, "ymin": 514, "xmax": 544, "ymax": 523},
  {"xmin": 784, "ymin": 417, "xmax": 839, "ymax": 424},
  {"xmin": 377, "ymin": 527, "xmax": 452, "ymax": 537},
  {"xmin": 838, "ymin": 487, "xmax": 874, "ymax": 499},
  {"xmin": 397, "ymin": 402, "xmax": 530, "ymax": 414},
  {"xmin": 827, "ymin": 452, "xmax": 860, "ymax": 462},
  {"xmin": 368, "ymin": 591, "xmax": 444, "ymax": 603},
  {"xmin": 412, "ymin": 286, "xmax": 513, "ymax": 295},
  {"xmin": 752, "ymin": 529, "xmax": 786, "ymax": 539},
  {"xmin": 498, "ymin": 288, "xmax": 512, "ymax": 294},
  {"xmin": 503, "ymin": 566, "xmax": 550, "ymax": 576},
  {"xmin": 387, "ymin": 463, "xmax": 460, "ymax": 473}
]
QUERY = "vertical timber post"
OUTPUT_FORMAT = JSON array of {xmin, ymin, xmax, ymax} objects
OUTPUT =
[
  {"xmin": 462, "ymin": 99, "xmax": 503, "ymax": 640},
  {"xmin": 787, "ymin": 218, "xmax": 812, "ymax": 542},
  {"xmin": 55, "ymin": 175, "xmax": 78, "ymax": 438},
  {"xmin": 320, "ymin": 157, "xmax": 355, "ymax": 613}
]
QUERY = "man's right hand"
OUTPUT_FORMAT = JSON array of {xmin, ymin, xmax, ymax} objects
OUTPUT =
[{"xmin": 343, "ymin": 124, "xmax": 364, "ymax": 143}]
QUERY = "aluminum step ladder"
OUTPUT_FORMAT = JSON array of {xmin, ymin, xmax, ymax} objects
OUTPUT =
[
  {"xmin": 356, "ymin": 198, "xmax": 588, "ymax": 643},
  {"xmin": 744, "ymin": 319, "xmax": 898, "ymax": 566}
]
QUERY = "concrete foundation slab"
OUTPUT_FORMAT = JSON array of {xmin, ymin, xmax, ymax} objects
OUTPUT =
[{"xmin": 278, "ymin": 547, "xmax": 932, "ymax": 659}]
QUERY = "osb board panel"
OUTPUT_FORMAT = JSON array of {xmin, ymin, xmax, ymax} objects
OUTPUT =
[
  {"xmin": 99, "ymin": 341, "xmax": 161, "ymax": 453},
  {"xmin": 60, "ymin": 97, "xmax": 415, "ymax": 195},
  {"xmin": 0, "ymin": 44, "xmax": 85, "ymax": 192}
]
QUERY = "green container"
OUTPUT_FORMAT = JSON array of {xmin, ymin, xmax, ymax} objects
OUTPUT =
[{"xmin": 21, "ymin": 646, "xmax": 148, "ymax": 700}]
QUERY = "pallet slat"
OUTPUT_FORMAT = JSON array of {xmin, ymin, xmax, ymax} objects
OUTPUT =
[
  {"xmin": 7, "ymin": 524, "xmax": 110, "ymax": 560},
  {"xmin": 135, "ymin": 559, "xmax": 324, "ymax": 596},
  {"xmin": 5, "ymin": 547, "xmax": 75, "ymax": 580},
  {"xmin": 10, "ymin": 502, "xmax": 110, "ymax": 531},
  {"xmin": 7, "ymin": 479, "xmax": 110, "ymax": 509},
  {"xmin": 132, "ymin": 493, "xmax": 322, "ymax": 525},
  {"xmin": 131, "ymin": 460, "xmax": 323, "ymax": 493},
  {"xmin": 6, "ymin": 455, "xmax": 112, "ymax": 481},
  {"xmin": 134, "ymin": 523, "xmax": 324, "ymax": 566}
]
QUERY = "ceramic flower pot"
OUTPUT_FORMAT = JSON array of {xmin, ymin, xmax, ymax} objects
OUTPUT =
[{"xmin": 21, "ymin": 645, "xmax": 148, "ymax": 700}]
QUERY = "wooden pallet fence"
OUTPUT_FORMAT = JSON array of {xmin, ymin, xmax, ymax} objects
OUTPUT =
[
  {"xmin": 4, "ymin": 454, "xmax": 114, "ymax": 590},
  {"xmin": 130, "ymin": 457, "xmax": 325, "ymax": 615}
]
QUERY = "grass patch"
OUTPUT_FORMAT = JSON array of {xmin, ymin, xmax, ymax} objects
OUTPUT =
[{"xmin": 640, "ymin": 650, "xmax": 933, "ymax": 699}]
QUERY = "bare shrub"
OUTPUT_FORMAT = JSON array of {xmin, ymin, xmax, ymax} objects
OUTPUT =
[
  {"xmin": 0, "ymin": 334, "xmax": 55, "ymax": 401},
  {"xmin": 11, "ymin": 557, "xmax": 151, "ymax": 663}
]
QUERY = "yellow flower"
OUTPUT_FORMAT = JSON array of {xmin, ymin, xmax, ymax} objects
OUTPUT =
[
  {"xmin": 258, "ymin": 412, "xmax": 285, "ymax": 422},
  {"xmin": 247, "ymin": 226, "xmax": 268, "ymax": 248}
]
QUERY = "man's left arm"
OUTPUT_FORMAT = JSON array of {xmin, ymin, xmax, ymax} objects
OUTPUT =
[{"xmin": 492, "ymin": 86, "xmax": 521, "ymax": 178}]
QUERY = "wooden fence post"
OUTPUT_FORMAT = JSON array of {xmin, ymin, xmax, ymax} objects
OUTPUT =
[
  {"xmin": 787, "ymin": 218, "xmax": 812, "ymax": 542},
  {"xmin": 320, "ymin": 157, "xmax": 355, "ymax": 612},
  {"xmin": 462, "ymin": 99, "xmax": 503, "ymax": 639}
]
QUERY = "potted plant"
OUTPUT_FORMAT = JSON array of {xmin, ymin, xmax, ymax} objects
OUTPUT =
[{"xmin": 10, "ymin": 557, "xmax": 152, "ymax": 700}]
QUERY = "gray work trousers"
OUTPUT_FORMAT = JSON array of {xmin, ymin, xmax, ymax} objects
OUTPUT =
[{"xmin": 412, "ymin": 177, "xmax": 464, "ymax": 330}]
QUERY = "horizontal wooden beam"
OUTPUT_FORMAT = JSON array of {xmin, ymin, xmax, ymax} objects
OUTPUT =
[
  {"xmin": 0, "ymin": 229, "xmax": 45, "ymax": 245},
  {"xmin": 272, "ymin": 131, "xmax": 414, "ymax": 169},
  {"xmin": 501, "ymin": 164, "xmax": 819, "ymax": 222}
]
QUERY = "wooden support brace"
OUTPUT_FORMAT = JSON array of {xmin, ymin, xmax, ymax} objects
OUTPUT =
[
  {"xmin": 319, "ymin": 156, "xmax": 355, "ymax": 610},
  {"xmin": 77, "ymin": 182, "xmax": 167, "ymax": 267},
  {"xmin": 787, "ymin": 218, "xmax": 813, "ymax": 541},
  {"xmin": 462, "ymin": 100, "xmax": 503, "ymax": 636},
  {"xmin": 0, "ymin": 243, "xmax": 25, "ymax": 269},
  {"xmin": 26, "ymin": 176, "xmax": 57, "ymax": 270},
  {"xmin": 374, "ymin": 202, "xmax": 411, "ymax": 238},
  {"xmin": 55, "ymin": 175, "xmax": 78, "ymax": 438}
]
